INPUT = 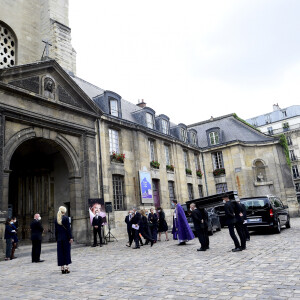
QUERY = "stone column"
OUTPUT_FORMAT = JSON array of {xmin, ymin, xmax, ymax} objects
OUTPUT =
[{"xmin": 0, "ymin": 112, "xmax": 5, "ymax": 258}]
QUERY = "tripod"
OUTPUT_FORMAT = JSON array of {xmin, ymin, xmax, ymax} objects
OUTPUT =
[{"xmin": 105, "ymin": 211, "xmax": 118, "ymax": 242}]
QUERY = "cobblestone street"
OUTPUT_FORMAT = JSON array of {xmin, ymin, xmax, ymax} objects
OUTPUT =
[{"xmin": 1, "ymin": 218, "xmax": 300, "ymax": 300}]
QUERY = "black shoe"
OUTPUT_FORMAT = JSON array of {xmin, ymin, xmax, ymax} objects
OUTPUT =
[
  {"xmin": 61, "ymin": 269, "xmax": 66, "ymax": 274},
  {"xmin": 232, "ymin": 248, "xmax": 242, "ymax": 252},
  {"xmin": 178, "ymin": 242, "xmax": 186, "ymax": 246},
  {"xmin": 99, "ymin": 244, "xmax": 103, "ymax": 247},
  {"xmin": 241, "ymin": 247, "xmax": 246, "ymax": 250},
  {"xmin": 150, "ymin": 240, "xmax": 154, "ymax": 247},
  {"xmin": 197, "ymin": 248, "xmax": 206, "ymax": 251},
  {"xmin": 91, "ymin": 245, "xmax": 96, "ymax": 247},
  {"xmin": 35, "ymin": 260, "xmax": 45, "ymax": 263},
  {"xmin": 246, "ymin": 238, "xmax": 250, "ymax": 241},
  {"xmin": 133, "ymin": 246, "xmax": 140, "ymax": 249}
]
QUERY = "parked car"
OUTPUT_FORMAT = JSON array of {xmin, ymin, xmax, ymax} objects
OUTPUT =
[
  {"xmin": 213, "ymin": 205, "xmax": 226, "ymax": 227},
  {"xmin": 240, "ymin": 195, "xmax": 290, "ymax": 233},
  {"xmin": 181, "ymin": 204, "xmax": 221, "ymax": 236}
]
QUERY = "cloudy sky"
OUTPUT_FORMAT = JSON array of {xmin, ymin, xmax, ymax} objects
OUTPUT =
[{"xmin": 69, "ymin": 0, "xmax": 300, "ymax": 125}]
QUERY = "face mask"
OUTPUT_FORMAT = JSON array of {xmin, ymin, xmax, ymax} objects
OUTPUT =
[
  {"xmin": 10, "ymin": 221, "xmax": 14, "ymax": 224},
  {"xmin": 223, "ymin": 200, "xmax": 226, "ymax": 204},
  {"xmin": 171, "ymin": 203, "xmax": 175, "ymax": 208},
  {"xmin": 158, "ymin": 210, "xmax": 161, "ymax": 213},
  {"xmin": 38, "ymin": 217, "xmax": 41, "ymax": 221}
]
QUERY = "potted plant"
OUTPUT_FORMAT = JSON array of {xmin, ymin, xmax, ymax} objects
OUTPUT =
[
  {"xmin": 196, "ymin": 169, "xmax": 203, "ymax": 178},
  {"xmin": 185, "ymin": 168, "xmax": 192, "ymax": 175},
  {"xmin": 166, "ymin": 164, "xmax": 175, "ymax": 172},
  {"xmin": 213, "ymin": 168, "xmax": 225, "ymax": 177},
  {"xmin": 283, "ymin": 122, "xmax": 289, "ymax": 131},
  {"xmin": 110, "ymin": 152, "xmax": 125, "ymax": 163},
  {"xmin": 150, "ymin": 160, "xmax": 160, "ymax": 169}
]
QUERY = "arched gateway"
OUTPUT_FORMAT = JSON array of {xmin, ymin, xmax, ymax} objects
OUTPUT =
[{"xmin": 3, "ymin": 127, "xmax": 82, "ymax": 241}]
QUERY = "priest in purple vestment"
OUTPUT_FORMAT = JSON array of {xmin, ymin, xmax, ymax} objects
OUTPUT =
[{"xmin": 172, "ymin": 200, "xmax": 194, "ymax": 245}]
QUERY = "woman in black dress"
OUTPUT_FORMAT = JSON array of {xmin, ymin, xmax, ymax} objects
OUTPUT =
[
  {"xmin": 139, "ymin": 209, "xmax": 154, "ymax": 246},
  {"xmin": 148, "ymin": 208, "xmax": 158, "ymax": 242},
  {"xmin": 55, "ymin": 206, "xmax": 73, "ymax": 274},
  {"xmin": 157, "ymin": 207, "xmax": 169, "ymax": 241}
]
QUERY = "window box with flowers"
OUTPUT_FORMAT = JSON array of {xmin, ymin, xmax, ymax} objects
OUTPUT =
[
  {"xmin": 213, "ymin": 168, "xmax": 226, "ymax": 177},
  {"xmin": 186, "ymin": 168, "xmax": 192, "ymax": 175},
  {"xmin": 166, "ymin": 164, "xmax": 175, "ymax": 172},
  {"xmin": 150, "ymin": 160, "xmax": 160, "ymax": 169},
  {"xmin": 283, "ymin": 122, "xmax": 290, "ymax": 131},
  {"xmin": 196, "ymin": 169, "xmax": 203, "ymax": 178},
  {"xmin": 110, "ymin": 152, "xmax": 125, "ymax": 163}
]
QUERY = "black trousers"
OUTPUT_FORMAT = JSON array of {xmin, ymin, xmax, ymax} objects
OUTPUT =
[
  {"xmin": 227, "ymin": 223, "xmax": 241, "ymax": 249},
  {"xmin": 93, "ymin": 227, "xmax": 103, "ymax": 245},
  {"xmin": 129, "ymin": 228, "xmax": 140, "ymax": 247},
  {"xmin": 32, "ymin": 239, "xmax": 41, "ymax": 262},
  {"xmin": 243, "ymin": 223, "xmax": 250, "ymax": 240},
  {"xmin": 127, "ymin": 229, "xmax": 132, "ymax": 243},
  {"xmin": 235, "ymin": 222, "xmax": 246, "ymax": 248},
  {"xmin": 196, "ymin": 228, "xmax": 209, "ymax": 249}
]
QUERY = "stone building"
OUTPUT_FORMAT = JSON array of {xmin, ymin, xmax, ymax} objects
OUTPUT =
[
  {"xmin": 0, "ymin": 0, "xmax": 298, "ymax": 250},
  {"xmin": 246, "ymin": 104, "xmax": 300, "ymax": 201}
]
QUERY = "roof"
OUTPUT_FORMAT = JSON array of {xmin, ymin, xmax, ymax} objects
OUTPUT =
[
  {"xmin": 188, "ymin": 115, "xmax": 277, "ymax": 149},
  {"xmin": 246, "ymin": 105, "xmax": 300, "ymax": 127}
]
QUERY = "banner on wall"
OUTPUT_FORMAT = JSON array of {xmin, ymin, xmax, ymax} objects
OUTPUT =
[
  {"xmin": 139, "ymin": 171, "xmax": 153, "ymax": 203},
  {"xmin": 88, "ymin": 198, "xmax": 107, "ymax": 225}
]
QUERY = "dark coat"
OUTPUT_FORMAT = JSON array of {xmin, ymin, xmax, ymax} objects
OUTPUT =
[
  {"xmin": 240, "ymin": 203, "xmax": 247, "ymax": 220},
  {"xmin": 92, "ymin": 215, "xmax": 103, "ymax": 231},
  {"xmin": 233, "ymin": 202, "xmax": 244, "ymax": 223},
  {"xmin": 148, "ymin": 213, "xmax": 158, "ymax": 228},
  {"xmin": 30, "ymin": 219, "xmax": 43, "ymax": 241},
  {"xmin": 125, "ymin": 215, "xmax": 133, "ymax": 233},
  {"xmin": 191, "ymin": 208, "xmax": 208, "ymax": 230},
  {"xmin": 140, "ymin": 215, "xmax": 149, "ymax": 231},
  {"xmin": 224, "ymin": 201, "xmax": 236, "ymax": 225},
  {"xmin": 130, "ymin": 211, "xmax": 141, "ymax": 227},
  {"xmin": 4, "ymin": 224, "xmax": 15, "ymax": 240},
  {"xmin": 158, "ymin": 211, "xmax": 168, "ymax": 232},
  {"xmin": 55, "ymin": 215, "xmax": 72, "ymax": 266}
]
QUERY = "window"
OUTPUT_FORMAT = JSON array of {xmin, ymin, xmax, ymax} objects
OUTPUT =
[
  {"xmin": 216, "ymin": 183, "xmax": 228, "ymax": 194},
  {"xmin": 187, "ymin": 184, "xmax": 194, "ymax": 201},
  {"xmin": 162, "ymin": 119, "xmax": 169, "ymax": 134},
  {"xmin": 212, "ymin": 152, "xmax": 224, "ymax": 169},
  {"xmin": 180, "ymin": 128, "xmax": 187, "ymax": 143},
  {"xmin": 110, "ymin": 99, "xmax": 118, "ymax": 117},
  {"xmin": 183, "ymin": 151, "xmax": 189, "ymax": 169},
  {"xmin": 149, "ymin": 140, "xmax": 155, "ymax": 162},
  {"xmin": 165, "ymin": 145, "xmax": 171, "ymax": 165},
  {"xmin": 146, "ymin": 113, "xmax": 154, "ymax": 129},
  {"xmin": 0, "ymin": 23, "xmax": 16, "ymax": 68},
  {"xmin": 290, "ymin": 150, "xmax": 297, "ymax": 161},
  {"xmin": 209, "ymin": 132, "xmax": 219, "ymax": 145},
  {"xmin": 112, "ymin": 175, "xmax": 125, "ymax": 210},
  {"xmin": 194, "ymin": 154, "xmax": 200, "ymax": 170},
  {"xmin": 191, "ymin": 132, "xmax": 197, "ymax": 145},
  {"xmin": 168, "ymin": 181, "xmax": 176, "ymax": 204},
  {"xmin": 282, "ymin": 110, "xmax": 287, "ymax": 118},
  {"xmin": 265, "ymin": 114, "xmax": 271, "ymax": 124},
  {"xmin": 267, "ymin": 127, "xmax": 273, "ymax": 135},
  {"xmin": 292, "ymin": 165, "xmax": 299, "ymax": 179},
  {"xmin": 109, "ymin": 129, "xmax": 119, "ymax": 154},
  {"xmin": 296, "ymin": 183, "xmax": 300, "ymax": 193},
  {"xmin": 287, "ymin": 136, "xmax": 293, "ymax": 146},
  {"xmin": 198, "ymin": 185, "xmax": 203, "ymax": 198}
]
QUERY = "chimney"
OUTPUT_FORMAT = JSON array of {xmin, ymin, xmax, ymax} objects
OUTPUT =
[
  {"xmin": 136, "ymin": 99, "xmax": 147, "ymax": 108},
  {"xmin": 273, "ymin": 103, "xmax": 280, "ymax": 111}
]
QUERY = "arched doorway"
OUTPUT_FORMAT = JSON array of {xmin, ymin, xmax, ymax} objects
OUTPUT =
[{"xmin": 8, "ymin": 138, "xmax": 72, "ymax": 241}]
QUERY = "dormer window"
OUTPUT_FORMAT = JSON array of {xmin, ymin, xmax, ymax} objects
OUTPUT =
[
  {"xmin": 265, "ymin": 114, "xmax": 271, "ymax": 124},
  {"xmin": 110, "ymin": 99, "xmax": 119, "ymax": 117},
  {"xmin": 180, "ymin": 128, "xmax": 187, "ymax": 143},
  {"xmin": 162, "ymin": 119, "xmax": 169, "ymax": 134},
  {"xmin": 146, "ymin": 113, "xmax": 154, "ymax": 129},
  {"xmin": 209, "ymin": 131, "xmax": 219, "ymax": 145},
  {"xmin": 282, "ymin": 110, "xmax": 287, "ymax": 118},
  {"xmin": 191, "ymin": 132, "xmax": 197, "ymax": 145}
]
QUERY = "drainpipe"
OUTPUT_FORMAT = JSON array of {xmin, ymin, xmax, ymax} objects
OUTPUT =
[
  {"xmin": 97, "ymin": 119, "xmax": 104, "ymax": 199},
  {"xmin": 201, "ymin": 152, "xmax": 209, "ymax": 196}
]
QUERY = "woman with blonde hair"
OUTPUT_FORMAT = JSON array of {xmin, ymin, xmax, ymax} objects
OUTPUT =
[
  {"xmin": 55, "ymin": 206, "xmax": 73, "ymax": 274},
  {"xmin": 140, "ymin": 209, "xmax": 154, "ymax": 247}
]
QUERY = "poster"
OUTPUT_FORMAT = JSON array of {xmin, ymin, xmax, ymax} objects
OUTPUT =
[
  {"xmin": 88, "ymin": 198, "xmax": 107, "ymax": 225},
  {"xmin": 139, "ymin": 171, "xmax": 153, "ymax": 203}
]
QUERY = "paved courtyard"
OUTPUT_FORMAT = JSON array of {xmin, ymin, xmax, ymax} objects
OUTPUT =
[{"xmin": 1, "ymin": 218, "xmax": 300, "ymax": 300}]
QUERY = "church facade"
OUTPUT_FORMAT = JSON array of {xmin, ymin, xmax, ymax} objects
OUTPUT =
[{"xmin": 0, "ymin": 0, "xmax": 298, "ymax": 252}]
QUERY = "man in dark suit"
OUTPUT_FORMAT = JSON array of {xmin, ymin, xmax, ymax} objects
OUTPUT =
[
  {"xmin": 190, "ymin": 203, "xmax": 209, "ymax": 251},
  {"xmin": 238, "ymin": 199, "xmax": 250, "ymax": 241},
  {"xmin": 92, "ymin": 212, "xmax": 103, "ymax": 247},
  {"xmin": 128, "ymin": 208, "xmax": 141, "ymax": 249},
  {"xmin": 222, "ymin": 194, "xmax": 242, "ymax": 252},
  {"xmin": 233, "ymin": 200, "xmax": 247, "ymax": 250},
  {"xmin": 30, "ymin": 213, "xmax": 44, "ymax": 262},
  {"xmin": 125, "ymin": 210, "xmax": 133, "ymax": 244}
]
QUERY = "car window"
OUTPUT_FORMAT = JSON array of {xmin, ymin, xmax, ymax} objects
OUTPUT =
[
  {"xmin": 241, "ymin": 198, "xmax": 269, "ymax": 209},
  {"xmin": 274, "ymin": 198, "xmax": 283, "ymax": 208}
]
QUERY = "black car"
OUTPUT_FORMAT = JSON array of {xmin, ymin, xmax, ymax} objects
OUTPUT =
[
  {"xmin": 213, "ymin": 205, "xmax": 226, "ymax": 228},
  {"xmin": 181, "ymin": 204, "xmax": 221, "ymax": 236},
  {"xmin": 240, "ymin": 195, "xmax": 291, "ymax": 233}
]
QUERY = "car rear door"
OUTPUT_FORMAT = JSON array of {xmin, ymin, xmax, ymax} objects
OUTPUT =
[
  {"xmin": 242, "ymin": 198, "xmax": 270, "ymax": 225},
  {"xmin": 274, "ymin": 197, "xmax": 288, "ymax": 224}
]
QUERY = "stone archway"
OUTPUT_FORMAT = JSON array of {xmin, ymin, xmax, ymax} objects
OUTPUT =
[{"xmin": 2, "ymin": 127, "xmax": 82, "ymax": 241}]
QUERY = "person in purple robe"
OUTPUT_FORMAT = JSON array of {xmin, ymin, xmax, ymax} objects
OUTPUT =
[{"xmin": 171, "ymin": 200, "xmax": 194, "ymax": 245}]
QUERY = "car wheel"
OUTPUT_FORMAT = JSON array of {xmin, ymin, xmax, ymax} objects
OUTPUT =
[
  {"xmin": 285, "ymin": 217, "xmax": 291, "ymax": 229},
  {"xmin": 274, "ymin": 219, "xmax": 281, "ymax": 234}
]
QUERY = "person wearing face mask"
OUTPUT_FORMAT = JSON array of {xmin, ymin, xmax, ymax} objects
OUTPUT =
[
  {"xmin": 30, "ymin": 213, "xmax": 44, "ymax": 263},
  {"xmin": 92, "ymin": 211, "xmax": 103, "ymax": 247},
  {"xmin": 4, "ymin": 218, "xmax": 16, "ymax": 261}
]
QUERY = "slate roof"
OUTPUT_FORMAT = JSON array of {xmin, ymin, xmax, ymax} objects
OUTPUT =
[
  {"xmin": 188, "ymin": 115, "xmax": 277, "ymax": 149},
  {"xmin": 246, "ymin": 105, "xmax": 300, "ymax": 127}
]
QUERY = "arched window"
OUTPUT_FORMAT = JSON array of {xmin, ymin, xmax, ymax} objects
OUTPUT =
[
  {"xmin": 0, "ymin": 22, "xmax": 17, "ymax": 68},
  {"xmin": 253, "ymin": 159, "xmax": 267, "ymax": 182}
]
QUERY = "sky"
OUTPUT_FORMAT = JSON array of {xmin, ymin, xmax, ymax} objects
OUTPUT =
[{"xmin": 69, "ymin": 0, "xmax": 300, "ymax": 125}]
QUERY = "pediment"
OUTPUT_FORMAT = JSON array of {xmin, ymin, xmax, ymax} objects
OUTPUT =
[{"xmin": 0, "ymin": 60, "xmax": 101, "ymax": 115}]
